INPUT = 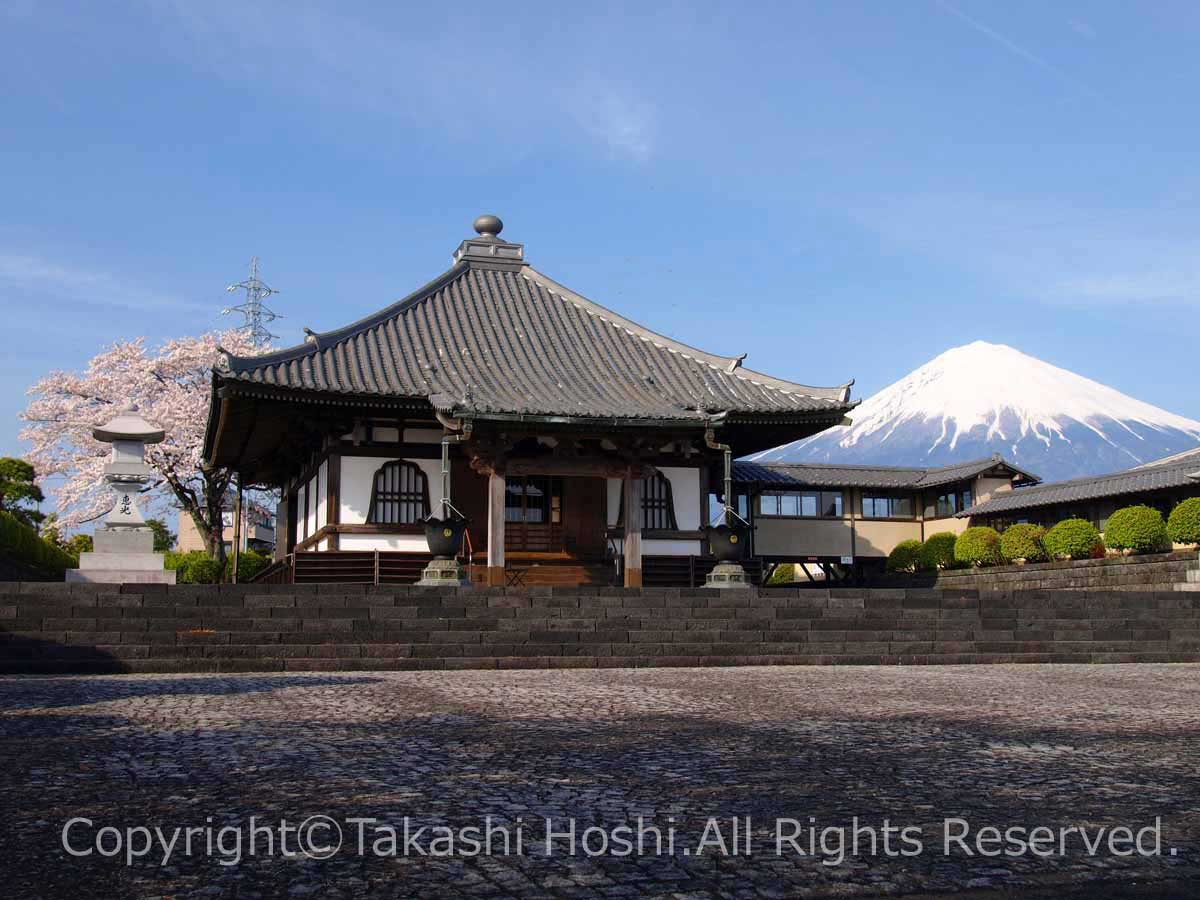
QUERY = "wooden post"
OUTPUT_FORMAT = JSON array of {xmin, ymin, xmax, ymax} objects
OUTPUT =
[
  {"xmin": 231, "ymin": 475, "xmax": 243, "ymax": 583},
  {"xmin": 487, "ymin": 472, "xmax": 506, "ymax": 586},
  {"xmin": 623, "ymin": 468, "xmax": 643, "ymax": 588},
  {"xmin": 326, "ymin": 453, "xmax": 340, "ymax": 551}
]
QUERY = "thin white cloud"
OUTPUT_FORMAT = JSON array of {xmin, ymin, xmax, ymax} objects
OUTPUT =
[
  {"xmin": 0, "ymin": 252, "xmax": 208, "ymax": 313},
  {"xmin": 935, "ymin": 0, "xmax": 1105, "ymax": 103},
  {"xmin": 845, "ymin": 192, "xmax": 1200, "ymax": 308},
  {"xmin": 566, "ymin": 82, "xmax": 656, "ymax": 162},
  {"xmin": 148, "ymin": 1, "xmax": 657, "ymax": 162}
]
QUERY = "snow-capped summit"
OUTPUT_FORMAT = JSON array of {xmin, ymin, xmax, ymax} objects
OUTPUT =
[{"xmin": 753, "ymin": 341, "xmax": 1200, "ymax": 481}]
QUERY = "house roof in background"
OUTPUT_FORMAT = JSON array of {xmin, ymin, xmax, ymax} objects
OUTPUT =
[
  {"xmin": 961, "ymin": 446, "xmax": 1200, "ymax": 517},
  {"xmin": 217, "ymin": 221, "xmax": 854, "ymax": 424},
  {"xmin": 733, "ymin": 455, "xmax": 1039, "ymax": 491}
]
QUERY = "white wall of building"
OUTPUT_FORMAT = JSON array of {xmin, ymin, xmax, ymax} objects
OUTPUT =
[
  {"xmin": 338, "ymin": 533, "xmax": 430, "ymax": 552},
  {"xmin": 296, "ymin": 483, "xmax": 307, "ymax": 541},
  {"xmin": 659, "ymin": 466, "xmax": 701, "ymax": 530},
  {"xmin": 339, "ymin": 456, "xmax": 443, "ymax": 525},
  {"xmin": 404, "ymin": 427, "xmax": 444, "ymax": 444},
  {"xmin": 609, "ymin": 538, "xmax": 703, "ymax": 556},
  {"xmin": 315, "ymin": 460, "xmax": 327, "ymax": 532},
  {"xmin": 604, "ymin": 468, "xmax": 700, "ymax": 531}
]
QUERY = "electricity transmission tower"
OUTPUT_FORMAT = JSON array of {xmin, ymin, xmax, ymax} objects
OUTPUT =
[{"xmin": 222, "ymin": 257, "xmax": 281, "ymax": 345}]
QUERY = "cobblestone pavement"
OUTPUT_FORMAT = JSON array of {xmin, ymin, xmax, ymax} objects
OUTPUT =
[{"xmin": 2, "ymin": 665, "xmax": 1199, "ymax": 899}]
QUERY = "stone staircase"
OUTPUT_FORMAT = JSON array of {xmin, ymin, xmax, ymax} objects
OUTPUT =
[
  {"xmin": 931, "ymin": 550, "xmax": 1200, "ymax": 593},
  {"xmin": 504, "ymin": 560, "xmax": 616, "ymax": 587},
  {"xmin": 1178, "ymin": 556, "xmax": 1200, "ymax": 591}
]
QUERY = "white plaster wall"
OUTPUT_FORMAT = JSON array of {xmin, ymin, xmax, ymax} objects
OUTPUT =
[
  {"xmin": 645, "ymin": 539, "xmax": 702, "ymax": 555},
  {"xmin": 315, "ymin": 460, "xmax": 328, "ymax": 530},
  {"xmin": 305, "ymin": 471, "xmax": 319, "ymax": 538},
  {"xmin": 296, "ymin": 484, "xmax": 308, "ymax": 541},
  {"xmin": 339, "ymin": 456, "xmax": 443, "ymax": 524},
  {"xmin": 608, "ymin": 538, "xmax": 702, "ymax": 556},
  {"xmin": 606, "ymin": 478, "xmax": 621, "ymax": 527},
  {"xmin": 404, "ymin": 428, "xmax": 444, "ymax": 444},
  {"xmin": 338, "ymin": 534, "xmax": 431, "ymax": 552},
  {"xmin": 604, "ymin": 470, "xmax": 699, "ymax": 530},
  {"xmin": 373, "ymin": 426, "xmax": 400, "ymax": 443},
  {"xmin": 659, "ymin": 467, "xmax": 700, "ymax": 530}
]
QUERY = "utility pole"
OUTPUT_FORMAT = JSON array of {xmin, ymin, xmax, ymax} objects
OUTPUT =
[{"xmin": 222, "ymin": 257, "xmax": 281, "ymax": 345}]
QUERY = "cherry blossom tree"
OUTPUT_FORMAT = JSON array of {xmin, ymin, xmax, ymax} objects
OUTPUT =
[{"xmin": 20, "ymin": 331, "xmax": 261, "ymax": 564}]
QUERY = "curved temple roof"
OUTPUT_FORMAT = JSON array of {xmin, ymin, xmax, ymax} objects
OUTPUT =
[
  {"xmin": 217, "ymin": 225, "xmax": 854, "ymax": 423},
  {"xmin": 734, "ymin": 456, "xmax": 1040, "ymax": 491},
  {"xmin": 960, "ymin": 446, "xmax": 1200, "ymax": 517}
]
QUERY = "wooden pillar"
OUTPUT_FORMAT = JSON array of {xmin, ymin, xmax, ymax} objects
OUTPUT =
[
  {"xmin": 487, "ymin": 472, "xmax": 506, "ymax": 586},
  {"xmin": 231, "ymin": 475, "xmax": 243, "ymax": 583},
  {"xmin": 326, "ymin": 453, "xmax": 341, "ymax": 550},
  {"xmin": 623, "ymin": 468, "xmax": 643, "ymax": 588}
]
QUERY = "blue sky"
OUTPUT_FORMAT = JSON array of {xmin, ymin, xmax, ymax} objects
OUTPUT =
[{"xmin": 4, "ymin": 0, "xmax": 1200, "ymax": 460}]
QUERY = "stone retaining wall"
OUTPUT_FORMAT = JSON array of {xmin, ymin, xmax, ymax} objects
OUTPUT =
[
  {"xmin": 932, "ymin": 550, "xmax": 1198, "ymax": 592},
  {"xmin": 2, "ymin": 582, "xmax": 1199, "ymax": 674}
]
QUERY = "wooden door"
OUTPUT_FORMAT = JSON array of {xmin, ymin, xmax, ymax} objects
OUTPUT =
[
  {"xmin": 450, "ymin": 464, "xmax": 490, "ymax": 556},
  {"xmin": 561, "ymin": 476, "xmax": 606, "ymax": 558},
  {"xmin": 505, "ymin": 476, "xmax": 564, "ymax": 553}
]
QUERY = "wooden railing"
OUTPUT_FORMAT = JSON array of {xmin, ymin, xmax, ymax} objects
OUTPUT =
[
  {"xmin": 250, "ymin": 550, "xmax": 763, "ymax": 588},
  {"xmin": 248, "ymin": 551, "xmax": 433, "ymax": 585},
  {"xmin": 504, "ymin": 522, "xmax": 564, "ymax": 553}
]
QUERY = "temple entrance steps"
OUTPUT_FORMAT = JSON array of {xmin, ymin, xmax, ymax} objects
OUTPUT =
[
  {"xmin": 1178, "ymin": 559, "xmax": 1200, "ymax": 591},
  {"xmin": 501, "ymin": 558, "xmax": 617, "ymax": 587},
  {"xmin": 641, "ymin": 556, "xmax": 764, "ymax": 589},
  {"xmin": 257, "ymin": 550, "xmax": 766, "ymax": 588},
  {"xmin": 291, "ymin": 551, "xmax": 434, "ymax": 584}
]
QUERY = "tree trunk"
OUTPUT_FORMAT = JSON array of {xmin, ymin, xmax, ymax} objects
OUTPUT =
[
  {"xmin": 165, "ymin": 467, "xmax": 229, "ymax": 569},
  {"xmin": 204, "ymin": 471, "xmax": 228, "ymax": 569}
]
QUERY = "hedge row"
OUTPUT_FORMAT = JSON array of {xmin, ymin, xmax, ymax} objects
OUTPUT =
[
  {"xmin": 0, "ymin": 510, "xmax": 78, "ymax": 577},
  {"xmin": 1168, "ymin": 498, "xmax": 1200, "ymax": 546},
  {"xmin": 949, "ymin": 498, "xmax": 1200, "ymax": 569},
  {"xmin": 163, "ymin": 550, "xmax": 273, "ymax": 584},
  {"xmin": 886, "ymin": 531, "xmax": 961, "ymax": 573}
]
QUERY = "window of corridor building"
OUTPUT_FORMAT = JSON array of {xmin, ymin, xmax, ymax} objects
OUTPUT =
[
  {"xmin": 935, "ymin": 487, "xmax": 973, "ymax": 518},
  {"xmin": 759, "ymin": 490, "xmax": 843, "ymax": 518},
  {"xmin": 862, "ymin": 493, "xmax": 914, "ymax": 519}
]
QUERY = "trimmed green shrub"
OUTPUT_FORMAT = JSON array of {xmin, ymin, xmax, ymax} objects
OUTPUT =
[
  {"xmin": 187, "ymin": 557, "xmax": 224, "ymax": 584},
  {"xmin": 886, "ymin": 539, "xmax": 923, "ymax": 573},
  {"xmin": 766, "ymin": 562, "xmax": 795, "ymax": 585},
  {"xmin": 1167, "ymin": 498, "xmax": 1200, "ymax": 547},
  {"xmin": 1043, "ymin": 518, "xmax": 1104, "ymax": 560},
  {"xmin": 0, "ymin": 510, "xmax": 77, "ymax": 576},
  {"xmin": 918, "ymin": 532, "xmax": 958, "ymax": 571},
  {"xmin": 954, "ymin": 526, "xmax": 1002, "ymax": 567},
  {"xmin": 1104, "ymin": 505, "xmax": 1170, "ymax": 554},
  {"xmin": 999, "ymin": 524, "xmax": 1047, "ymax": 563},
  {"xmin": 165, "ymin": 550, "xmax": 223, "ymax": 584},
  {"xmin": 235, "ymin": 550, "xmax": 272, "ymax": 582},
  {"xmin": 164, "ymin": 549, "xmax": 272, "ymax": 583}
]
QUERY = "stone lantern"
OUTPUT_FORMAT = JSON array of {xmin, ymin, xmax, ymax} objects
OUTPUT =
[{"xmin": 67, "ymin": 405, "xmax": 177, "ymax": 584}]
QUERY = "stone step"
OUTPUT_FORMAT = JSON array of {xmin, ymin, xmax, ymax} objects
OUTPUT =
[
  {"xmin": 1185, "ymin": 569, "xmax": 1200, "ymax": 583},
  {"xmin": 1175, "ymin": 583, "xmax": 1200, "ymax": 592}
]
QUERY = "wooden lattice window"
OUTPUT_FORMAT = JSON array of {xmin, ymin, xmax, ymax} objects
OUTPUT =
[
  {"xmin": 620, "ymin": 472, "xmax": 678, "ymax": 531},
  {"xmin": 367, "ymin": 460, "xmax": 429, "ymax": 525}
]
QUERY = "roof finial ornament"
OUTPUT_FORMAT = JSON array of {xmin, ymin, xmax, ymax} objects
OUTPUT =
[{"xmin": 473, "ymin": 214, "xmax": 503, "ymax": 238}]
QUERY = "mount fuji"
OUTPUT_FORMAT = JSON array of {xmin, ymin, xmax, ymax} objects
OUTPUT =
[{"xmin": 753, "ymin": 341, "xmax": 1200, "ymax": 481}]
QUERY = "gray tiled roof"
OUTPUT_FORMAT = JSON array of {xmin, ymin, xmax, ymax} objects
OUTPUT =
[
  {"xmin": 733, "ymin": 456, "xmax": 1037, "ymax": 490},
  {"xmin": 220, "ymin": 260, "xmax": 854, "ymax": 422},
  {"xmin": 961, "ymin": 446, "xmax": 1200, "ymax": 517}
]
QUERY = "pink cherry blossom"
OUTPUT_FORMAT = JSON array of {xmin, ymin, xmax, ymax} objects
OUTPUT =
[{"xmin": 20, "ymin": 331, "xmax": 262, "ymax": 557}]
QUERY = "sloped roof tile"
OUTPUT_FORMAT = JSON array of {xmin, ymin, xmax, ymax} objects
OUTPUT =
[
  {"xmin": 961, "ymin": 446, "xmax": 1200, "ymax": 516},
  {"xmin": 221, "ymin": 262, "xmax": 854, "ymax": 422},
  {"xmin": 733, "ymin": 456, "xmax": 1037, "ymax": 490}
]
